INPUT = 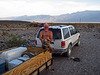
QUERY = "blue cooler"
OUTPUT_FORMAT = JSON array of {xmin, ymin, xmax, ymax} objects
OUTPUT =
[{"xmin": 0, "ymin": 58, "xmax": 5, "ymax": 74}]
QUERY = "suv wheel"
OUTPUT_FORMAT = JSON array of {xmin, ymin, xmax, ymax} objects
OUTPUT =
[
  {"xmin": 76, "ymin": 38, "xmax": 80, "ymax": 46},
  {"xmin": 64, "ymin": 44, "xmax": 72, "ymax": 57}
]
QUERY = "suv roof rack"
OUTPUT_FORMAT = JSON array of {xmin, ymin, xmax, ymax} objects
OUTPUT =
[{"xmin": 59, "ymin": 25, "xmax": 69, "ymax": 27}]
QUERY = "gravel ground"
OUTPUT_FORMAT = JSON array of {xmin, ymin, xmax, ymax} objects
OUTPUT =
[{"xmin": 40, "ymin": 31, "xmax": 100, "ymax": 75}]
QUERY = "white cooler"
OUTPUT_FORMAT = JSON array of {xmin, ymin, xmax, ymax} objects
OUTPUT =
[{"xmin": 0, "ymin": 47, "xmax": 27, "ymax": 62}]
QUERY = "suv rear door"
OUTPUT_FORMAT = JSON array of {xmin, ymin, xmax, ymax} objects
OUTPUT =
[
  {"xmin": 50, "ymin": 28, "xmax": 62, "ymax": 49},
  {"xmin": 36, "ymin": 28, "xmax": 62, "ymax": 49}
]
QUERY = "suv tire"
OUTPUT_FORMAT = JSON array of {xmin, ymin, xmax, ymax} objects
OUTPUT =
[
  {"xmin": 64, "ymin": 44, "xmax": 72, "ymax": 57},
  {"xmin": 76, "ymin": 38, "xmax": 80, "ymax": 46}
]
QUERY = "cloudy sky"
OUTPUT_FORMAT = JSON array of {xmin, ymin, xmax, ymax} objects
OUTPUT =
[{"xmin": 0, "ymin": 0, "xmax": 100, "ymax": 18}]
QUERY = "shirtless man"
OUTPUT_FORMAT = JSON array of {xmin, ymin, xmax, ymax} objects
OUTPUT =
[
  {"xmin": 39, "ymin": 24, "xmax": 53, "ymax": 44},
  {"xmin": 39, "ymin": 24, "xmax": 54, "ymax": 53}
]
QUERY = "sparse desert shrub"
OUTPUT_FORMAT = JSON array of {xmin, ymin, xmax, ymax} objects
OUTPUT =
[
  {"xmin": 87, "ymin": 24, "xmax": 95, "ymax": 28},
  {"xmin": 6, "ymin": 34, "xmax": 27, "ymax": 48},
  {"xmin": 2, "ymin": 31, "xmax": 9, "ymax": 35},
  {"xmin": 18, "ymin": 24, "xmax": 22, "ymax": 27},
  {"xmin": 0, "ymin": 24, "xmax": 2, "ymax": 27},
  {"xmin": 0, "ymin": 31, "xmax": 3, "ymax": 34},
  {"xmin": 77, "ymin": 27, "xmax": 84, "ymax": 30},
  {"xmin": 98, "ymin": 27, "xmax": 100, "ymax": 33},
  {"xmin": 4, "ymin": 24, "xmax": 9, "ymax": 28}
]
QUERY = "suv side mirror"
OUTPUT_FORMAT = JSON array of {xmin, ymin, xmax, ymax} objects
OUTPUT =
[{"xmin": 76, "ymin": 30, "xmax": 79, "ymax": 33}]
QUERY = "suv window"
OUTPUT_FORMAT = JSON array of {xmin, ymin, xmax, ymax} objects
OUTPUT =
[
  {"xmin": 69, "ymin": 27, "xmax": 76, "ymax": 35},
  {"xmin": 37, "ymin": 29, "xmax": 62, "ymax": 39},
  {"xmin": 63, "ymin": 28, "xmax": 70, "ymax": 39}
]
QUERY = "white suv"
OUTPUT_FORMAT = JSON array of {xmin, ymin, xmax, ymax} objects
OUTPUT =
[{"xmin": 35, "ymin": 25, "xmax": 80, "ymax": 57}]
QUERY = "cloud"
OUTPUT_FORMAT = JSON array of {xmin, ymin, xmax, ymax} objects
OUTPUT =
[{"xmin": 0, "ymin": 0, "xmax": 100, "ymax": 17}]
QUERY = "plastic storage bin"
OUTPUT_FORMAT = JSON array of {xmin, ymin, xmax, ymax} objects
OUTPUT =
[
  {"xmin": 8, "ymin": 59, "xmax": 23, "ymax": 70},
  {"xmin": 0, "ymin": 47, "xmax": 27, "ymax": 62},
  {"xmin": 0, "ymin": 58, "xmax": 5, "ymax": 74}
]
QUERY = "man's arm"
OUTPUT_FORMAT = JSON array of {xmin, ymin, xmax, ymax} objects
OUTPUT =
[
  {"xmin": 49, "ymin": 31, "xmax": 53, "ymax": 42},
  {"xmin": 39, "ymin": 31, "xmax": 44, "ymax": 43}
]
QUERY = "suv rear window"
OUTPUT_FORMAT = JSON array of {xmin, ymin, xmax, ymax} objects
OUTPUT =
[{"xmin": 37, "ymin": 29, "xmax": 62, "ymax": 39}]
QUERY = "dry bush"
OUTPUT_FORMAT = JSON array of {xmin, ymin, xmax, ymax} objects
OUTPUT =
[
  {"xmin": 87, "ymin": 24, "xmax": 95, "ymax": 28},
  {"xmin": 98, "ymin": 27, "xmax": 100, "ymax": 33},
  {"xmin": 0, "ymin": 33, "xmax": 27, "ymax": 49},
  {"xmin": 1, "ymin": 31, "xmax": 9, "ymax": 35},
  {"xmin": 0, "ymin": 31, "xmax": 3, "ymax": 34},
  {"xmin": 6, "ymin": 34, "xmax": 27, "ymax": 48}
]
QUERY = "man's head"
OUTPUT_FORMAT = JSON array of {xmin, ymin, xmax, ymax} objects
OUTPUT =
[{"xmin": 44, "ymin": 24, "xmax": 49, "ymax": 31}]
